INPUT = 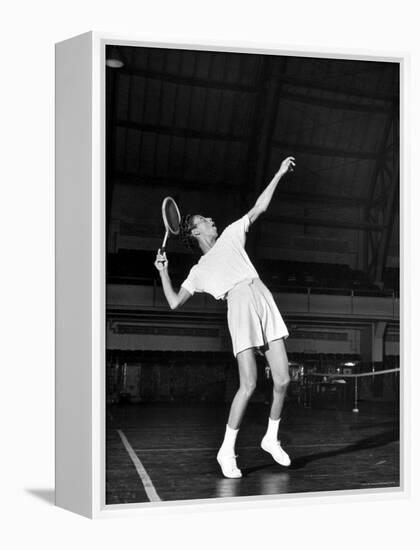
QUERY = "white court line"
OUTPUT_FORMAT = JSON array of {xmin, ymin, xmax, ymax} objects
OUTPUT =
[
  {"xmin": 132, "ymin": 443, "xmax": 358, "ymax": 452},
  {"xmin": 117, "ymin": 429, "xmax": 161, "ymax": 502}
]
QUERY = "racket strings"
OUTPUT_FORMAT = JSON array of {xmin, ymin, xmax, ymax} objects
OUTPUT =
[
  {"xmin": 162, "ymin": 197, "xmax": 181, "ymax": 235},
  {"xmin": 165, "ymin": 201, "xmax": 181, "ymax": 233}
]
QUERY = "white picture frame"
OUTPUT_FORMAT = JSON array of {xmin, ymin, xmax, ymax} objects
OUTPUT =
[{"xmin": 55, "ymin": 31, "xmax": 408, "ymax": 519}]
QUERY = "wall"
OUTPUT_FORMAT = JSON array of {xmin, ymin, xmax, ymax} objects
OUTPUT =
[
  {"xmin": 107, "ymin": 283, "xmax": 399, "ymax": 358},
  {"xmin": 109, "ymin": 180, "xmax": 363, "ymax": 267}
]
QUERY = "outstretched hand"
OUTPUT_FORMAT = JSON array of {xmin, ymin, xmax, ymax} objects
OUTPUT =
[
  {"xmin": 278, "ymin": 156, "xmax": 296, "ymax": 178},
  {"xmin": 154, "ymin": 249, "xmax": 168, "ymax": 272}
]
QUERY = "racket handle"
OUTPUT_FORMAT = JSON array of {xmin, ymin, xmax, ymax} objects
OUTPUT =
[{"xmin": 161, "ymin": 229, "xmax": 169, "ymax": 253}]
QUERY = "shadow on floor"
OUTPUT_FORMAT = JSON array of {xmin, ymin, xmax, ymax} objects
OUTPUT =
[
  {"xmin": 242, "ymin": 428, "xmax": 399, "ymax": 475},
  {"xmin": 25, "ymin": 488, "xmax": 55, "ymax": 505},
  {"xmin": 289, "ymin": 429, "xmax": 398, "ymax": 470}
]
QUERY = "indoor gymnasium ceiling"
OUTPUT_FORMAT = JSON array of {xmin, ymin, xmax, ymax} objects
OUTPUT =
[{"xmin": 106, "ymin": 45, "xmax": 400, "ymax": 284}]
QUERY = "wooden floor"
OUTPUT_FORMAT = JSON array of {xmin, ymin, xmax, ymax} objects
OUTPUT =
[{"xmin": 106, "ymin": 400, "xmax": 400, "ymax": 504}]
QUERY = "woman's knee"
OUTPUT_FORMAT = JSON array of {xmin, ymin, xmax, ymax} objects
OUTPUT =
[
  {"xmin": 273, "ymin": 374, "xmax": 290, "ymax": 392},
  {"xmin": 240, "ymin": 378, "xmax": 257, "ymax": 397}
]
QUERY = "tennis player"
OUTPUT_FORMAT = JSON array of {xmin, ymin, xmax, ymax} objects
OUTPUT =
[{"xmin": 154, "ymin": 156, "xmax": 295, "ymax": 478}]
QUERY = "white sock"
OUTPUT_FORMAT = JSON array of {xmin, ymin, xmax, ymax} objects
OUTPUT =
[
  {"xmin": 264, "ymin": 417, "xmax": 280, "ymax": 442},
  {"xmin": 219, "ymin": 424, "xmax": 239, "ymax": 456}
]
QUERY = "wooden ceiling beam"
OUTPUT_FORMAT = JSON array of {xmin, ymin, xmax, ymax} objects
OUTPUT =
[
  {"xmin": 265, "ymin": 215, "xmax": 384, "ymax": 231},
  {"xmin": 280, "ymin": 75, "xmax": 398, "ymax": 102},
  {"xmin": 281, "ymin": 89, "xmax": 390, "ymax": 113},
  {"xmin": 112, "ymin": 171, "xmax": 366, "ymax": 207},
  {"xmin": 272, "ymin": 140, "xmax": 378, "ymax": 160},
  {"xmin": 119, "ymin": 66, "xmax": 258, "ymax": 93},
  {"xmin": 111, "ymin": 171, "xmax": 240, "ymax": 193},
  {"xmin": 119, "ymin": 67, "xmax": 398, "ymax": 103},
  {"xmin": 278, "ymin": 190, "xmax": 364, "ymax": 208},
  {"xmin": 116, "ymin": 119, "xmax": 249, "ymax": 143}
]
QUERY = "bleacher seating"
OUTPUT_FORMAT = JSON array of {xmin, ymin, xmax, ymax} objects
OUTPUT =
[{"xmin": 107, "ymin": 250, "xmax": 399, "ymax": 296}]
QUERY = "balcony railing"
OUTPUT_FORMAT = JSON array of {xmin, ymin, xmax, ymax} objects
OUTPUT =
[{"xmin": 107, "ymin": 282, "xmax": 399, "ymax": 320}]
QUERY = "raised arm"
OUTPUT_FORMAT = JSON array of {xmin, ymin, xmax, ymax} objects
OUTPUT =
[
  {"xmin": 154, "ymin": 250, "xmax": 192, "ymax": 310},
  {"xmin": 247, "ymin": 156, "xmax": 295, "ymax": 225}
]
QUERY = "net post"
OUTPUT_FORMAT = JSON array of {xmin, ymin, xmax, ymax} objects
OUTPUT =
[{"xmin": 352, "ymin": 375, "xmax": 359, "ymax": 413}]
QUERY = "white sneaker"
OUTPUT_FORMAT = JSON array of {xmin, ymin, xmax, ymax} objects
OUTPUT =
[
  {"xmin": 261, "ymin": 437, "xmax": 291, "ymax": 467},
  {"xmin": 217, "ymin": 451, "xmax": 242, "ymax": 478}
]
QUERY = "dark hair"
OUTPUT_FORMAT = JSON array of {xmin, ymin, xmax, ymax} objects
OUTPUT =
[{"xmin": 179, "ymin": 214, "xmax": 200, "ymax": 254}]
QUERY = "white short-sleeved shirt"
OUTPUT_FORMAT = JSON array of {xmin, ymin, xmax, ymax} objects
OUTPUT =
[{"xmin": 181, "ymin": 215, "xmax": 259, "ymax": 300}]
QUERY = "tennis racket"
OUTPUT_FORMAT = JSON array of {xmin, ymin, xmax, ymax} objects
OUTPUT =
[{"xmin": 160, "ymin": 196, "xmax": 181, "ymax": 254}]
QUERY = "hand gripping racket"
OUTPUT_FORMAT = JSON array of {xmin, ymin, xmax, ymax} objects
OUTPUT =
[{"xmin": 160, "ymin": 196, "xmax": 181, "ymax": 254}]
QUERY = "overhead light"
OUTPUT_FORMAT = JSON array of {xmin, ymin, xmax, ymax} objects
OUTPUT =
[
  {"xmin": 344, "ymin": 362, "xmax": 355, "ymax": 367},
  {"xmin": 106, "ymin": 46, "xmax": 124, "ymax": 69}
]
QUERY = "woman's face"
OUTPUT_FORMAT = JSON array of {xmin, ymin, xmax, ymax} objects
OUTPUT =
[{"xmin": 192, "ymin": 215, "xmax": 218, "ymax": 238}]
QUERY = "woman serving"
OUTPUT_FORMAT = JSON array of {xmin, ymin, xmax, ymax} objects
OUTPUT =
[{"xmin": 154, "ymin": 156, "xmax": 295, "ymax": 478}]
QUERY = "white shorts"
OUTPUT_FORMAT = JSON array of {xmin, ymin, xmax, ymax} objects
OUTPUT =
[{"xmin": 226, "ymin": 278, "xmax": 289, "ymax": 357}]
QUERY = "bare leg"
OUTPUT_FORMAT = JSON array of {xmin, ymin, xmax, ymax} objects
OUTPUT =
[
  {"xmin": 261, "ymin": 338, "xmax": 291, "ymax": 466},
  {"xmin": 217, "ymin": 348, "xmax": 257, "ymax": 478},
  {"xmin": 264, "ymin": 338, "xmax": 290, "ymax": 420},
  {"xmin": 227, "ymin": 348, "xmax": 258, "ymax": 429}
]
